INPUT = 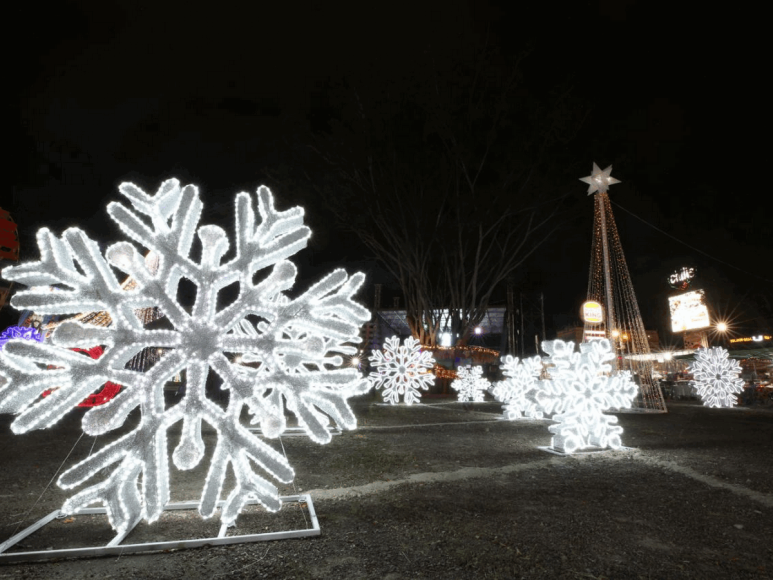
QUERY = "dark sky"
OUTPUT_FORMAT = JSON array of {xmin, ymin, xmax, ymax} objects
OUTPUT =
[{"xmin": 6, "ymin": 0, "xmax": 771, "ymax": 339}]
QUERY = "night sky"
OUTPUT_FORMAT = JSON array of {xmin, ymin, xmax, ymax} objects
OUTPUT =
[{"xmin": 6, "ymin": 1, "xmax": 771, "ymax": 342}]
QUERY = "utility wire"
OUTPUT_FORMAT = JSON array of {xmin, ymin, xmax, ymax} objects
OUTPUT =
[{"xmin": 610, "ymin": 200, "xmax": 773, "ymax": 284}]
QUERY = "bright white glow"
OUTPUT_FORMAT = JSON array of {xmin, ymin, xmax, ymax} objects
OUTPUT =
[
  {"xmin": 579, "ymin": 163, "xmax": 621, "ymax": 195},
  {"xmin": 451, "ymin": 365, "xmax": 489, "ymax": 402},
  {"xmin": 669, "ymin": 290, "xmax": 710, "ymax": 332},
  {"xmin": 715, "ymin": 322, "xmax": 728, "ymax": 332},
  {"xmin": 580, "ymin": 301, "xmax": 603, "ymax": 324},
  {"xmin": 688, "ymin": 346, "xmax": 744, "ymax": 408},
  {"xmin": 0, "ymin": 179, "xmax": 371, "ymax": 532},
  {"xmin": 491, "ymin": 355, "xmax": 544, "ymax": 419},
  {"xmin": 368, "ymin": 336, "xmax": 435, "ymax": 405},
  {"xmin": 473, "ymin": 327, "xmax": 482, "ymax": 335},
  {"xmin": 611, "ymin": 329, "xmax": 620, "ymax": 337},
  {"xmin": 440, "ymin": 332, "xmax": 452, "ymax": 347},
  {"xmin": 538, "ymin": 339, "xmax": 638, "ymax": 453}
]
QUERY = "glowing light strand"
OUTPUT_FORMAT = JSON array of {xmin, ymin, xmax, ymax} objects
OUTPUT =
[
  {"xmin": 368, "ymin": 336, "xmax": 435, "ymax": 405},
  {"xmin": 688, "ymin": 346, "xmax": 744, "ymax": 408},
  {"xmin": 451, "ymin": 365, "xmax": 489, "ymax": 402},
  {"xmin": 0, "ymin": 179, "xmax": 371, "ymax": 533},
  {"xmin": 491, "ymin": 355, "xmax": 544, "ymax": 419},
  {"xmin": 539, "ymin": 339, "xmax": 638, "ymax": 454},
  {"xmin": 583, "ymin": 169, "xmax": 666, "ymax": 412}
]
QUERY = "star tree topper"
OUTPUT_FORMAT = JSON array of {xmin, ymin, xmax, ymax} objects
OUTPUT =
[{"xmin": 580, "ymin": 163, "xmax": 621, "ymax": 195}]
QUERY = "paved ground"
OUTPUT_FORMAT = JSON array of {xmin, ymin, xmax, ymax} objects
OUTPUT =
[{"xmin": 0, "ymin": 396, "xmax": 771, "ymax": 579}]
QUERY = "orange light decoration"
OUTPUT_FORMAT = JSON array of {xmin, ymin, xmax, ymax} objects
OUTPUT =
[{"xmin": 0, "ymin": 207, "xmax": 20, "ymax": 261}]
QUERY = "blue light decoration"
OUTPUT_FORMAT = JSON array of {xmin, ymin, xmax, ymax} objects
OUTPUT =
[{"xmin": 0, "ymin": 326, "xmax": 44, "ymax": 350}]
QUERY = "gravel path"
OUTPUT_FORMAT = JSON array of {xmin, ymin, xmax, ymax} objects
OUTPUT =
[{"xmin": 1, "ymin": 397, "xmax": 771, "ymax": 578}]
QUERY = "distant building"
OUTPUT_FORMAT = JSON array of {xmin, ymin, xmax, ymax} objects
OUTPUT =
[
  {"xmin": 556, "ymin": 326, "xmax": 661, "ymax": 352},
  {"xmin": 556, "ymin": 326, "xmax": 584, "ymax": 345}
]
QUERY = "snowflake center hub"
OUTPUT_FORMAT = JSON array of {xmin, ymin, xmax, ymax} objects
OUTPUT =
[
  {"xmin": 398, "ymin": 365, "xmax": 407, "ymax": 375},
  {"xmin": 185, "ymin": 320, "xmax": 223, "ymax": 359}
]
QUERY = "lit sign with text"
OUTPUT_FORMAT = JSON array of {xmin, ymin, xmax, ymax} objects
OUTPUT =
[
  {"xmin": 668, "ymin": 266, "xmax": 696, "ymax": 290},
  {"xmin": 581, "ymin": 300, "xmax": 604, "ymax": 325},
  {"xmin": 729, "ymin": 335, "xmax": 772, "ymax": 343}
]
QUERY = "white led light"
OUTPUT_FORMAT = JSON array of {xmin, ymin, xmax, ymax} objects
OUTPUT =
[
  {"xmin": 538, "ymin": 339, "xmax": 638, "ymax": 453},
  {"xmin": 0, "ymin": 178, "xmax": 371, "ymax": 532},
  {"xmin": 688, "ymin": 346, "xmax": 744, "ymax": 408},
  {"xmin": 451, "ymin": 365, "xmax": 489, "ymax": 402},
  {"xmin": 491, "ymin": 355, "xmax": 544, "ymax": 419},
  {"xmin": 368, "ymin": 336, "xmax": 435, "ymax": 405}
]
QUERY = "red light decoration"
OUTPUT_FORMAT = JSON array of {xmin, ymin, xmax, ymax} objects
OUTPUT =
[
  {"xmin": 0, "ymin": 207, "xmax": 20, "ymax": 261},
  {"xmin": 42, "ymin": 346, "xmax": 123, "ymax": 407}
]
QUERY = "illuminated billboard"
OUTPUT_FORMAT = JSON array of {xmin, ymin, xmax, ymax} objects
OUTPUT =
[{"xmin": 668, "ymin": 290, "xmax": 710, "ymax": 333}]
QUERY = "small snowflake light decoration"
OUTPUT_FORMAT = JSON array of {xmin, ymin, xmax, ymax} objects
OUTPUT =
[
  {"xmin": 688, "ymin": 346, "xmax": 744, "ymax": 408},
  {"xmin": 538, "ymin": 339, "xmax": 638, "ymax": 454},
  {"xmin": 491, "ymin": 355, "xmax": 544, "ymax": 419},
  {"xmin": 451, "ymin": 365, "xmax": 489, "ymax": 402},
  {"xmin": 0, "ymin": 178, "xmax": 371, "ymax": 534},
  {"xmin": 368, "ymin": 336, "xmax": 435, "ymax": 405}
]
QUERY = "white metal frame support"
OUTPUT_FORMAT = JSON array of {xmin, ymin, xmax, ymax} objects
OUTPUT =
[
  {"xmin": 246, "ymin": 425, "xmax": 341, "ymax": 437},
  {"xmin": 0, "ymin": 494, "xmax": 319, "ymax": 563},
  {"xmin": 538, "ymin": 445, "xmax": 634, "ymax": 457}
]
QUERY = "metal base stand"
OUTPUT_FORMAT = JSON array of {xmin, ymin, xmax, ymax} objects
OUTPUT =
[
  {"xmin": 612, "ymin": 407, "xmax": 667, "ymax": 414},
  {"xmin": 497, "ymin": 415, "xmax": 549, "ymax": 422},
  {"xmin": 538, "ymin": 445, "xmax": 634, "ymax": 457},
  {"xmin": 0, "ymin": 494, "xmax": 319, "ymax": 563},
  {"xmin": 246, "ymin": 425, "xmax": 341, "ymax": 437}
]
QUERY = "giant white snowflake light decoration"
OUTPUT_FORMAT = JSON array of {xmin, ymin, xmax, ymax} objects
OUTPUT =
[
  {"xmin": 688, "ymin": 346, "xmax": 744, "ymax": 408},
  {"xmin": 491, "ymin": 355, "xmax": 544, "ymax": 419},
  {"xmin": 0, "ymin": 179, "xmax": 371, "ymax": 534},
  {"xmin": 538, "ymin": 339, "xmax": 638, "ymax": 454},
  {"xmin": 451, "ymin": 365, "xmax": 489, "ymax": 402},
  {"xmin": 368, "ymin": 336, "xmax": 435, "ymax": 405}
]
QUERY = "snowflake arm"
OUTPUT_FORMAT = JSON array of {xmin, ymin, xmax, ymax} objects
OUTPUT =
[
  {"xmin": 6, "ymin": 228, "xmax": 124, "ymax": 316},
  {"xmin": 0, "ymin": 341, "xmax": 108, "ymax": 425}
]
